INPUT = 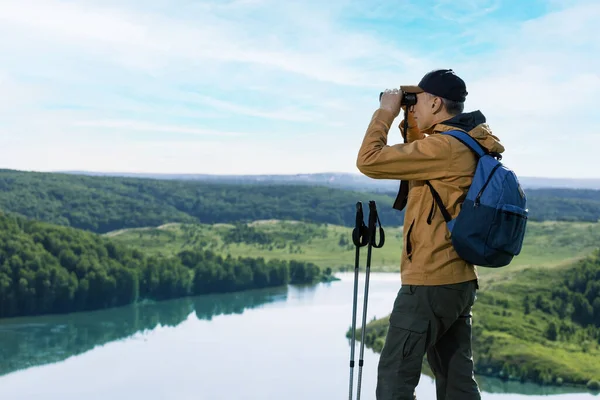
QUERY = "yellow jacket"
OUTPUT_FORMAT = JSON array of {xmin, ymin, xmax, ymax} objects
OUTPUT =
[{"xmin": 356, "ymin": 108, "xmax": 505, "ymax": 285}]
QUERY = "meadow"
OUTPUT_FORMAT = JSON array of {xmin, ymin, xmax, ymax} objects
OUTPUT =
[{"xmin": 106, "ymin": 219, "xmax": 600, "ymax": 279}]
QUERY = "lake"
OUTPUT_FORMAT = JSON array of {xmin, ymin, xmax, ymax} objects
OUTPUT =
[{"xmin": 0, "ymin": 272, "xmax": 596, "ymax": 400}]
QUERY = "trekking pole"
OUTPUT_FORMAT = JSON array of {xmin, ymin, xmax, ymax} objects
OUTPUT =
[
  {"xmin": 356, "ymin": 200, "xmax": 385, "ymax": 400},
  {"xmin": 349, "ymin": 202, "xmax": 369, "ymax": 400}
]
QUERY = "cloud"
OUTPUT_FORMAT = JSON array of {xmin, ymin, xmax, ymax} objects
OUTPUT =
[
  {"xmin": 7, "ymin": 134, "xmax": 360, "ymax": 175},
  {"xmin": 0, "ymin": 72, "xmax": 49, "ymax": 112},
  {"xmin": 0, "ymin": 0, "xmax": 423, "ymax": 87},
  {"xmin": 72, "ymin": 120, "xmax": 247, "ymax": 137},
  {"xmin": 0, "ymin": 0, "xmax": 598, "ymax": 178},
  {"xmin": 432, "ymin": 0, "xmax": 500, "ymax": 23},
  {"xmin": 188, "ymin": 95, "xmax": 323, "ymax": 123},
  {"xmin": 439, "ymin": 1, "xmax": 600, "ymax": 179}
]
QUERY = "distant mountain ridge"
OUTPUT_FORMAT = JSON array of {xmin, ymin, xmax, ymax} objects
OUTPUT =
[
  {"xmin": 57, "ymin": 171, "xmax": 600, "ymax": 192},
  {"xmin": 3, "ymin": 168, "xmax": 599, "ymax": 234}
]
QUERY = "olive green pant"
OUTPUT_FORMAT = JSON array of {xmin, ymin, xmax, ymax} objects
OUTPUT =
[{"xmin": 376, "ymin": 280, "xmax": 481, "ymax": 400}]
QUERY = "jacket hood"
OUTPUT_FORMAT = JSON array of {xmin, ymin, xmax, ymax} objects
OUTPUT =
[{"xmin": 433, "ymin": 110, "xmax": 505, "ymax": 154}]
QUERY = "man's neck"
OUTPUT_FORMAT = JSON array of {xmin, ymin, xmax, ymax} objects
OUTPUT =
[
  {"xmin": 431, "ymin": 111, "xmax": 454, "ymax": 126},
  {"xmin": 422, "ymin": 112, "xmax": 456, "ymax": 134}
]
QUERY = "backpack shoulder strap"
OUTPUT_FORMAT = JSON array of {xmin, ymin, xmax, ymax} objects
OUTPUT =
[
  {"xmin": 426, "ymin": 130, "xmax": 487, "ymax": 225},
  {"xmin": 440, "ymin": 130, "xmax": 487, "ymax": 158}
]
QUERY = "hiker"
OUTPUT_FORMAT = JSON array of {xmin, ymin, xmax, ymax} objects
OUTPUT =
[{"xmin": 356, "ymin": 69, "xmax": 505, "ymax": 400}]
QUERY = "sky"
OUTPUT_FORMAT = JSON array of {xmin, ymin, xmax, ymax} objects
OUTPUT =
[{"xmin": 0, "ymin": 0, "xmax": 598, "ymax": 178}]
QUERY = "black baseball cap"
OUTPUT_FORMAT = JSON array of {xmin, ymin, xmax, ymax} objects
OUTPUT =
[{"xmin": 401, "ymin": 69, "xmax": 468, "ymax": 102}]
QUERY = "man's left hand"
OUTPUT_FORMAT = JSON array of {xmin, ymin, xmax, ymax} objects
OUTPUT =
[{"xmin": 380, "ymin": 88, "xmax": 403, "ymax": 118}]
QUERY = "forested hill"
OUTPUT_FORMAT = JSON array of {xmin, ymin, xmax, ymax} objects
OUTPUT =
[
  {"xmin": 61, "ymin": 171, "xmax": 600, "ymax": 191},
  {"xmin": 0, "ymin": 169, "xmax": 599, "ymax": 234},
  {"xmin": 0, "ymin": 211, "xmax": 329, "ymax": 319},
  {"xmin": 0, "ymin": 169, "xmax": 402, "ymax": 233}
]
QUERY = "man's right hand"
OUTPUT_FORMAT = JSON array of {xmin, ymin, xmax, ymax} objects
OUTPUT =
[{"xmin": 380, "ymin": 88, "xmax": 403, "ymax": 119}]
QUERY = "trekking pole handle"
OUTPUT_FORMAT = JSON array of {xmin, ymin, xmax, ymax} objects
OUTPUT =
[
  {"xmin": 368, "ymin": 201, "xmax": 385, "ymax": 248},
  {"xmin": 353, "ymin": 202, "xmax": 369, "ymax": 247}
]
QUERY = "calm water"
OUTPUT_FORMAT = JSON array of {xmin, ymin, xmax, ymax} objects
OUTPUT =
[{"xmin": 0, "ymin": 273, "xmax": 596, "ymax": 400}]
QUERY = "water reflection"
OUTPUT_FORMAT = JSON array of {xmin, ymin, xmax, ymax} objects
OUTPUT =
[
  {"xmin": 0, "ymin": 277, "xmax": 597, "ymax": 398},
  {"xmin": 417, "ymin": 360, "xmax": 594, "ymax": 396},
  {"xmin": 0, "ymin": 286, "xmax": 288, "ymax": 377},
  {"xmin": 476, "ymin": 374, "xmax": 595, "ymax": 396}
]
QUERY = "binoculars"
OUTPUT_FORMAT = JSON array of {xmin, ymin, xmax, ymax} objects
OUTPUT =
[{"xmin": 379, "ymin": 90, "xmax": 417, "ymax": 107}]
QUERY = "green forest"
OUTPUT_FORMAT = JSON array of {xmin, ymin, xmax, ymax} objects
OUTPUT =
[
  {"xmin": 1, "ymin": 169, "xmax": 599, "ymax": 235},
  {"xmin": 0, "ymin": 212, "xmax": 331, "ymax": 319}
]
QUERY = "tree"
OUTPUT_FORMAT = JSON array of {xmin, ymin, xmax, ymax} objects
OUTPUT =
[
  {"xmin": 593, "ymin": 298, "xmax": 600, "ymax": 327},
  {"xmin": 338, "ymin": 234, "xmax": 348, "ymax": 247},
  {"xmin": 572, "ymin": 293, "xmax": 594, "ymax": 327},
  {"xmin": 523, "ymin": 295, "xmax": 531, "ymax": 315},
  {"xmin": 545, "ymin": 322, "xmax": 558, "ymax": 341}
]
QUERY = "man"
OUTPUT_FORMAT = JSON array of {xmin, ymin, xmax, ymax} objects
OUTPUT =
[{"xmin": 356, "ymin": 69, "xmax": 505, "ymax": 400}]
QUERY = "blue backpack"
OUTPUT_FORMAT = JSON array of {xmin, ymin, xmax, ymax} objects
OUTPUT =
[{"xmin": 426, "ymin": 130, "xmax": 528, "ymax": 268}]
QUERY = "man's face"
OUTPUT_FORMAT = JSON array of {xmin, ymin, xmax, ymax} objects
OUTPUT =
[{"xmin": 411, "ymin": 92, "xmax": 435, "ymax": 131}]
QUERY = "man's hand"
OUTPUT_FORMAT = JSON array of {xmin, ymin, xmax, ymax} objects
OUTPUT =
[{"xmin": 379, "ymin": 88, "xmax": 403, "ymax": 118}]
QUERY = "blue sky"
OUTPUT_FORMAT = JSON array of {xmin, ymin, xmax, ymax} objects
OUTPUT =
[{"xmin": 0, "ymin": 0, "xmax": 598, "ymax": 178}]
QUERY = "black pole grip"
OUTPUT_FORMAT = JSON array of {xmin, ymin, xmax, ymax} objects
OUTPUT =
[
  {"xmin": 352, "ymin": 202, "xmax": 369, "ymax": 247},
  {"xmin": 368, "ymin": 201, "xmax": 385, "ymax": 248}
]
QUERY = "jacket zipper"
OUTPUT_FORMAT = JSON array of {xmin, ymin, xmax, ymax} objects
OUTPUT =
[{"xmin": 502, "ymin": 210, "xmax": 528, "ymax": 219}]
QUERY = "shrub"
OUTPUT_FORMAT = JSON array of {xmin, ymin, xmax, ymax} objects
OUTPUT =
[
  {"xmin": 587, "ymin": 380, "xmax": 600, "ymax": 391},
  {"xmin": 555, "ymin": 377, "xmax": 563, "ymax": 386},
  {"xmin": 373, "ymin": 338, "xmax": 385, "ymax": 353}
]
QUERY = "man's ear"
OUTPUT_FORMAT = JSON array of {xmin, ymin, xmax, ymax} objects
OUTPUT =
[{"xmin": 432, "ymin": 97, "xmax": 443, "ymax": 115}]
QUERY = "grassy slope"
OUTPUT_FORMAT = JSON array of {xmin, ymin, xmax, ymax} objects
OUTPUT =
[
  {"xmin": 106, "ymin": 220, "xmax": 600, "ymax": 274},
  {"xmin": 106, "ymin": 220, "xmax": 405, "ymax": 271},
  {"xmin": 471, "ymin": 265, "xmax": 600, "ymax": 386},
  {"xmin": 352, "ymin": 261, "xmax": 600, "ymax": 389},
  {"xmin": 475, "ymin": 221, "xmax": 600, "ymax": 289}
]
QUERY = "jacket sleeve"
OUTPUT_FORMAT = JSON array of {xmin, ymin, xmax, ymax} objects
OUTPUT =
[{"xmin": 356, "ymin": 108, "xmax": 452, "ymax": 181}]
